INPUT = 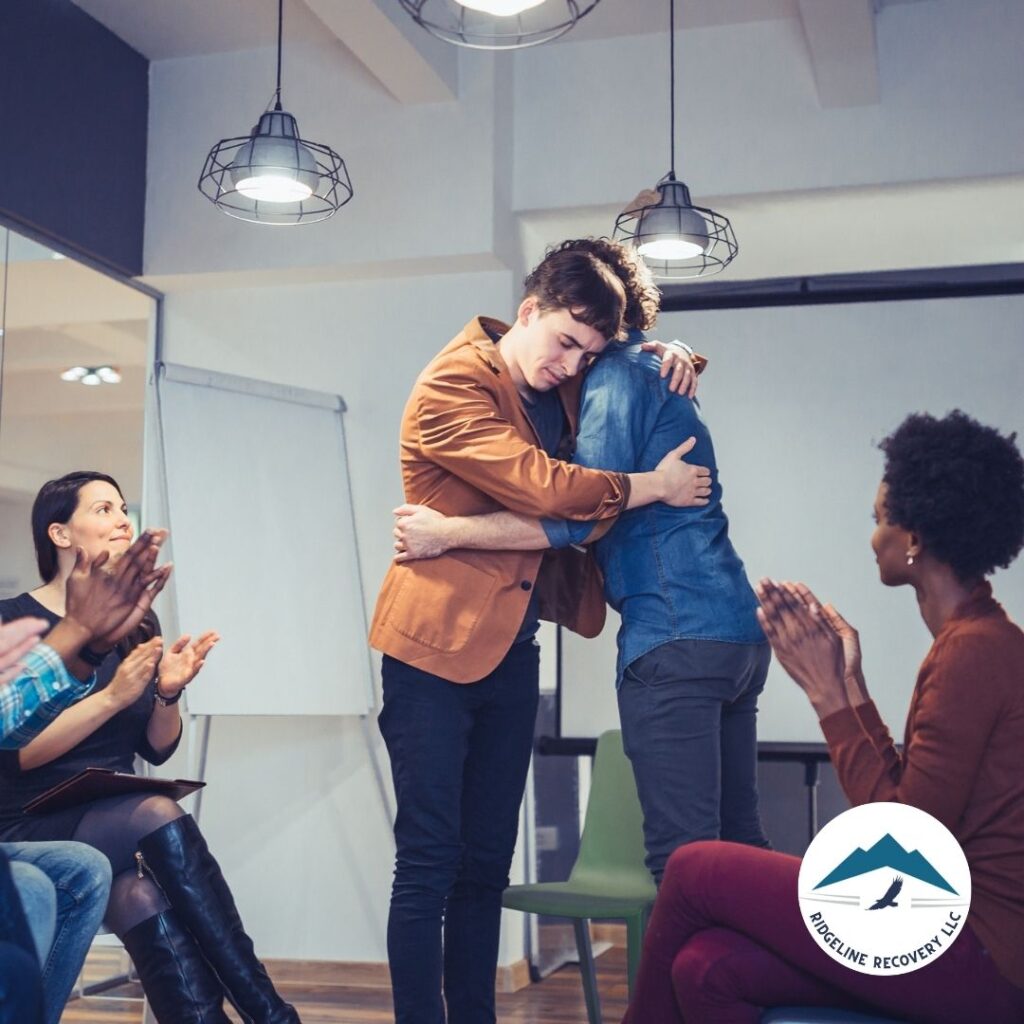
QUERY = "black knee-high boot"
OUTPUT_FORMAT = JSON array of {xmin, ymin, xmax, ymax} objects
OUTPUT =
[
  {"xmin": 138, "ymin": 815, "xmax": 300, "ymax": 1024},
  {"xmin": 122, "ymin": 910, "xmax": 231, "ymax": 1024}
]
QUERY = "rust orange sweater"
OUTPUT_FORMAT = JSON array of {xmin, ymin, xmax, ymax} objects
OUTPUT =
[{"xmin": 820, "ymin": 583, "xmax": 1024, "ymax": 990}]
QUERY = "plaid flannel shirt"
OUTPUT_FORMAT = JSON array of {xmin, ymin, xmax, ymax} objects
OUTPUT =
[{"xmin": 0, "ymin": 642, "xmax": 95, "ymax": 749}]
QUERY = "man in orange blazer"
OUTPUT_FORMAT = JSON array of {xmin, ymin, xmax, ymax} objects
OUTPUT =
[{"xmin": 370, "ymin": 238, "xmax": 708, "ymax": 1024}]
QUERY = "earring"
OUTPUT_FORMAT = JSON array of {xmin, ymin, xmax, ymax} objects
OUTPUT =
[{"xmin": 906, "ymin": 553, "xmax": 915, "ymax": 566}]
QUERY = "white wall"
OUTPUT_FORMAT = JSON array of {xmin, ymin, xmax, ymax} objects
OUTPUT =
[
  {"xmin": 0, "ymin": 497, "xmax": 39, "ymax": 600},
  {"xmin": 560, "ymin": 295, "xmax": 1024, "ymax": 741},
  {"xmin": 513, "ymin": 0, "xmax": 1024, "ymax": 210}
]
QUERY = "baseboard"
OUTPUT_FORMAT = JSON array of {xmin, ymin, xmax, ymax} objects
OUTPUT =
[
  {"xmin": 262, "ymin": 959, "xmax": 392, "ymax": 988},
  {"xmin": 497, "ymin": 957, "xmax": 532, "ymax": 993},
  {"xmin": 591, "ymin": 922, "xmax": 627, "ymax": 946}
]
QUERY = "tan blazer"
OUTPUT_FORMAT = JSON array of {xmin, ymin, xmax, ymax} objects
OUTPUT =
[{"xmin": 369, "ymin": 317, "xmax": 632, "ymax": 683}]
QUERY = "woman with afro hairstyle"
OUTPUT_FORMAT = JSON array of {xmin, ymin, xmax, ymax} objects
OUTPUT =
[{"xmin": 623, "ymin": 410, "xmax": 1024, "ymax": 1024}]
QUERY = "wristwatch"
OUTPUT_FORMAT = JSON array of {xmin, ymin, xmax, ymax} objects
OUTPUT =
[
  {"xmin": 78, "ymin": 644, "xmax": 110, "ymax": 667},
  {"xmin": 154, "ymin": 687, "xmax": 183, "ymax": 707}
]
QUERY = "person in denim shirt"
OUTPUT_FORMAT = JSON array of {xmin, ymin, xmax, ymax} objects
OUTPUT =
[{"xmin": 394, "ymin": 326, "xmax": 771, "ymax": 884}]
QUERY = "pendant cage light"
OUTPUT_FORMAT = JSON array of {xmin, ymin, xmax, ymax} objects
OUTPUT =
[
  {"xmin": 399, "ymin": 0, "xmax": 602, "ymax": 50},
  {"xmin": 613, "ymin": 0, "xmax": 737, "ymax": 279},
  {"xmin": 198, "ymin": 0, "xmax": 353, "ymax": 225}
]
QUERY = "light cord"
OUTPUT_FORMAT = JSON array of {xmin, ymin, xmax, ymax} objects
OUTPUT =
[{"xmin": 274, "ymin": 0, "xmax": 284, "ymax": 110}]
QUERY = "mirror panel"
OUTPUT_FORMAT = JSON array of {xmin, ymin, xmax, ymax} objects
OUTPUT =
[{"xmin": 0, "ymin": 227, "xmax": 153, "ymax": 599}]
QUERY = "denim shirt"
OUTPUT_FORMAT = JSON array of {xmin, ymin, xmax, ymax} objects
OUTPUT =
[{"xmin": 543, "ymin": 333, "xmax": 763, "ymax": 685}]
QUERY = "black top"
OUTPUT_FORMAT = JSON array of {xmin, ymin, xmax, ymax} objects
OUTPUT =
[
  {"xmin": 0, "ymin": 592, "xmax": 181, "ymax": 840},
  {"xmin": 515, "ymin": 388, "xmax": 568, "ymax": 645}
]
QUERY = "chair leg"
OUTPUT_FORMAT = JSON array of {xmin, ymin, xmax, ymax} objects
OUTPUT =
[
  {"xmin": 572, "ymin": 918, "xmax": 603, "ymax": 1024},
  {"xmin": 625, "ymin": 911, "xmax": 646, "ymax": 996}
]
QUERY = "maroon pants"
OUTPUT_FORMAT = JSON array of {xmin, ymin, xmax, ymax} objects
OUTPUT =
[{"xmin": 625, "ymin": 841, "xmax": 1024, "ymax": 1024}]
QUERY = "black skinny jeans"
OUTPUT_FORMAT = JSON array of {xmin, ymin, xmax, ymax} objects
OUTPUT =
[{"xmin": 379, "ymin": 640, "xmax": 540, "ymax": 1024}]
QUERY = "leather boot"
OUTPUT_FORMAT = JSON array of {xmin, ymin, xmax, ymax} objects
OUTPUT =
[
  {"xmin": 122, "ymin": 910, "xmax": 231, "ymax": 1024},
  {"xmin": 138, "ymin": 815, "xmax": 300, "ymax": 1024}
]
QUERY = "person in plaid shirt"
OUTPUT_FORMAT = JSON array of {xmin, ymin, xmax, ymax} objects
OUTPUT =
[{"xmin": 1, "ymin": 628, "xmax": 92, "ymax": 749}]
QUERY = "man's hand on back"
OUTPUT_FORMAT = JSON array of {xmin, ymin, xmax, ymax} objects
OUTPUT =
[{"xmin": 653, "ymin": 437, "xmax": 712, "ymax": 507}]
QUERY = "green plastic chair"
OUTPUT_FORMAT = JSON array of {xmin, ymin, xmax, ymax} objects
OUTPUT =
[{"xmin": 502, "ymin": 729, "xmax": 657, "ymax": 1024}]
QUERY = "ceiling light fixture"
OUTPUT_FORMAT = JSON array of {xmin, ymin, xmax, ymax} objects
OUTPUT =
[
  {"xmin": 61, "ymin": 365, "xmax": 122, "ymax": 386},
  {"xmin": 613, "ymin": 0, "xmax": 737, "ymax": 279},
  {"xmin": 399, "ymin": 0, "xmax": 602, "ymax": 49},
  {"xmin": 198, "ymin": 0, "xmax": 353, "ymax": 224}
]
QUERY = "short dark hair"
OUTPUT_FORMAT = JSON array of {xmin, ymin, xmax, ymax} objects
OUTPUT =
[
  {"xmin": 523, "ymin": 237, "xmax": 658, "ymax": 341},
  {"xmin": 31, "ymin": 471, "xmax": 124, "ymax": 582},
  {"xmin": 880, "ymin": 410, "xmax": 1024, "ymax": 582}
]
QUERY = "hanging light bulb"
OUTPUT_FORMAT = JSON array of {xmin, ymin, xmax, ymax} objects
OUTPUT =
[
  {"xmin": 635, "ymin": 179, "xmax": 710, "ymax": 260},
  {"xmin": 399, "ymin": 0, "xmax": 602, "ymax": 49},
  {"xmin": 198, "ymin": 0, "xmax": 353, "ymax": 224},
  {"xmin": 455, "ymin": 0, "xmax": 545, "ymax": 16},
  {"xmin": 229, "ymin": 111, "xmax": 320, "ymax": 203},
  {"xmin": 614, "ymin": 0, "xmax": 737, "ymax": 279}
]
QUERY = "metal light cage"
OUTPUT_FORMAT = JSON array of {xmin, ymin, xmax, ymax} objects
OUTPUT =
[
  {"xmin": 614, "ymin": 174, "xmax": 738, "ymax": 280},
  {"xmin": 198, "ymin": 110, "xmax": 353, "ymax": 226},
  {"xmin": 398, "ymin": 0, "xmax": 602, "ymax": 49},
  {"xmin": 613, "ymin": 0, "xmax": 738, "ymax": 279}
]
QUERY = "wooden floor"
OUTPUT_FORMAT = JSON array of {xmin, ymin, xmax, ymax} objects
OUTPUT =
[{"xmin": 60, "ymin": 946, "xmax": 629, "ymax": 1024}]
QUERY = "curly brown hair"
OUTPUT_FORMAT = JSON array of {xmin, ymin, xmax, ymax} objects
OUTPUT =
[
  {"xmin": 523, "ymin": 237, "xmax": 660, "ymax": 339},
  {"xmin": 551, "ymin": 237, "xmax": 660, "ymax": 333}
]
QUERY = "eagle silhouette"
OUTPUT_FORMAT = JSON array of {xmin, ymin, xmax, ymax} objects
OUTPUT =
[{"xmin": 867, "ymin": 876, "xmax": 903, "ymax": 910}]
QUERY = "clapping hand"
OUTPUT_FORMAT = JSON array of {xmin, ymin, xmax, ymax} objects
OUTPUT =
[
  {"xmin": 786, "ymin": 582, "xmax": 863, "ymax": 683},
  {"xmin": 107, "ymin": 637, "xmax": 164, "ymax": 710},
  {"xmin": 157, "ymin": 631, "xmax": 220, "ymax": 701},
  {"xmin": 755, "ymin": 578, "xmax": 849, "ymax": 719},
  {"xmin": 65, "ymin": 530, "xmax": 173, "ymax": 650}
]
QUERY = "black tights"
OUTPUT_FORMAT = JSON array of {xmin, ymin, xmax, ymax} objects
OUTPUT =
[{"xmin": 71, "ymin": 793, "xmax": 184, "ymax": 937}]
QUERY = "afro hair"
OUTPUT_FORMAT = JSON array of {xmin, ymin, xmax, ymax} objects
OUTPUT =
[{"xmin": 880, "ymin": 410, "xmax": 1024, "ymax": 582}]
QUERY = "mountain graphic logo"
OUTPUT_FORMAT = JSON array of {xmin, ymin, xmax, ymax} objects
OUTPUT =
[
  {"xmin": 798, "ymin": 804, "xmax": 971, "ymax": 977},
  {"xmin": 814, "ymin": 832, "xmax": 957, "ymax": 894}
]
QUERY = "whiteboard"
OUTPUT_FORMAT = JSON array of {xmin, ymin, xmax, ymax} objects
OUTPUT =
[
  {"xmin": 154, "ymin": 363, "xmax": 373, "ymax": 717},
  {"xmin": 560, "ymin": 293, "xmax": 1024, "ymax": 742}
]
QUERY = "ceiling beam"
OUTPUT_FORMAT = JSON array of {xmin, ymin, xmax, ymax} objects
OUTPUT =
[
  {"xmin": 796, "ymin": 0, "xmax": 880, "ymax": 108},
  {"xmin": 304, "ymin": 0, "xmax": 458, "ymax": 104}
]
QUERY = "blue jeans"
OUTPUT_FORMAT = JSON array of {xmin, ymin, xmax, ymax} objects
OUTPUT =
[
  {"xmin": 0, "ymin": 942, "xmax": 43, "ymax": 1023},
  {"xmin": 6, "ymin": 858, "xmax": 55, "ymax": 965},
  {"xmin": 617, "ymin": 639, "xmax": 771, "ymax": 884},
  {"xmin": 379, "ymin": 640, "xmax": 540, "ymax": 1024},
  {"xmin": 2, "ymin": 841, "xmax": 112, "ymax": 1024}
]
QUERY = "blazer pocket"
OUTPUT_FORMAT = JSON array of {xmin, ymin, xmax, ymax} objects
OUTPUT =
[{"xmin": 389, "ymin": 557, "xmax": 497, "ymax": 654}]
